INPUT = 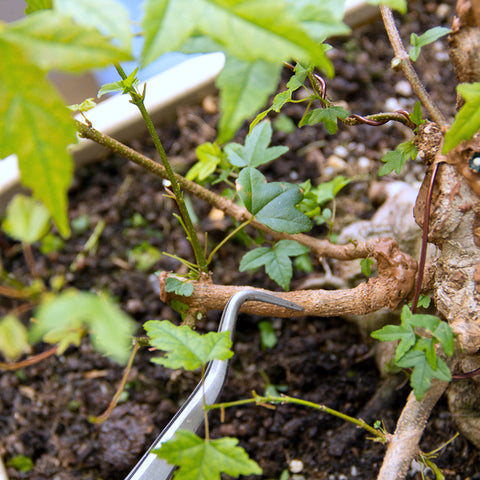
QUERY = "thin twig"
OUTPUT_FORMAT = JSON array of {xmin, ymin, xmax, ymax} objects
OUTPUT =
[
  {"xmin": 411, "ymin": 163, "xmax": 439, "ymax": 313},
  {"xmin": 114, "ymin": 64, "xmax": 208, "ymax": 275},
  {"xmin": 380, "ymin": 5, "xmax": 448, "ymax": 127},
  {"xmin": 0, "ymin": 284, "xmax": 32, "ymax": 299},
  {"xmin": 89, "ymin": 341, "xmax": 140, "ymax": 424},
  {"xmin": 285, "ymin": 61, "xmax": 415, "ymax": 128},
  {"xmin": 22, "ymin": 243, "xmax": 39, "ymax": 279},
  {"xmin": 206, "ymin": 393, "xmax": 388, "ymax": 442},
  {"xmin": 206, "ymin": 218, "xmax": 253, "ymax": 265},
  {"xmin": 0, "ymin": 346, "xmax": 58, "ymax": 371}
]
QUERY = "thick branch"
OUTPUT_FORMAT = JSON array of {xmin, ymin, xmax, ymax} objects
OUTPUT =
[
  {"xmin": 376, "ymin": 378, "xmax": 451, "ymax": 480},
  {"xmin": 160, "ymin": 238, "xmax": 417, "ymax": 315},
  {"xmin": 380, "ymin": 6, "xmax": 448, "ymax": 127}
]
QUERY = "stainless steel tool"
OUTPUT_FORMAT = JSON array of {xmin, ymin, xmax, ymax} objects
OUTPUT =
[{"xmin": 125, "ymin": 289, "xmax": 303, "ymax": 480}]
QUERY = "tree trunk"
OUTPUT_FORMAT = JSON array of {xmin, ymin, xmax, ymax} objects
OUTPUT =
[{"xmin": 440, "ymin": 0, "xmax": 480, "ymax": 449}]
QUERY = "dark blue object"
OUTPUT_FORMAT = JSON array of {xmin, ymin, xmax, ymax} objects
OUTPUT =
[{"xmin": 469, "ymin": 152, "xmax": 480, "ymax": 173}]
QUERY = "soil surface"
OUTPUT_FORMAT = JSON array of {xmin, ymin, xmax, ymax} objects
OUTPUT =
[{"xmin": 2, "ymin": 1, "xmax": 480, "ymax": 479}]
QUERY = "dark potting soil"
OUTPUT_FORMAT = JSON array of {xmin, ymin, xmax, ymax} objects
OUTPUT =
[{"xmin": 2, "ymin": 1, "xmax": 480, "ymax": 479}]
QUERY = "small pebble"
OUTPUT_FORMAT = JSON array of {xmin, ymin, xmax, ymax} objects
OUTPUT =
[
  {"xmin": 384, "ymin": 97, "xmax": 404, "ymax": 111},
  {"xmin": 333, "ymin": 145, "xmax": 349, "ymax": 158},
  {"xmin": 289, "ymin": 459, "xmax": 304, "ymax": 474},
  {"xmin": 357, "ymin": 156, "xmax": 371, "ymax": 171},
  {"xmin": 326, "ymin": 155, "xmax": 348, "ymax": 173},
  {"xmin": 126, "ymin": 298, "xmax": 143, "ymax": 314},
  {"xmin": 202, "ymin": 95, "xmax": 218, "ymax": 114},
  {"xmin": 434, "ymin": 41, "xmax": 450, "ymax": 62},
  {"xmin": 436, "ymin": 3, "xmax": 450, "ymax": 19},
  {"xmin": 394, "ymin": 80, "xmax": 412, "ymax": 97}
]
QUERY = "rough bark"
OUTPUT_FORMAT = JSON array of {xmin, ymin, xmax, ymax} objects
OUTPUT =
[
  {"xmin": 418, "ymin": 0, "xmax": 480, "ymax": 457},
  {"xmin": 159, "ymin": 237, "xmax": 417, "ymax": 317},
  {"xmin": 377, "ymin": 379, "xmax": 450, "ymax": 480},
  {"xmin": 379, "ymin": 3, "xmax": 480, "ymax": 478}
]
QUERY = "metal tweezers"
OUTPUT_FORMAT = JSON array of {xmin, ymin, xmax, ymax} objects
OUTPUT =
[{"xmin": 125, "ymin": 289, "xmax": 303, "ymax": 480}]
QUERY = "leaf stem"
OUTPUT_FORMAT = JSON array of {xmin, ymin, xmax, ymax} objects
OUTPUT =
[
  {"xmin": 22, "ymin": 243, "xmax": 39, "ymax": 279},
  {"xmin": 206, "ymin": 394, "xmax": 387, "ymax": 441},
  {"xmin": 411, "ymin": 163, "xmax": 439, "ymax": 313},
  {"xmin": 113, "ymin": 64, "xmax": 208, "ymax": 275},
  {"xmin": 207, "ymin": 218, "xmax": 253, "ymax": 265},
  {"xmin": 89, "ymin": 341, "xmax": 140, "ymax": 424},
  {"xmin": 0, "ymin": 345, "xmax": 58, "ymax": 371},
  {"xmin": 342, "ymin": 111, "xmax": 415, "ymax": 128},
  {"xmin": 379, "ymin": 6, "xmax": 448, "ymax": 127}
]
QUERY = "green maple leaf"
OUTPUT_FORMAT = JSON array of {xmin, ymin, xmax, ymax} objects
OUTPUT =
[
  {"xmin": 25, "ymin": 0, "xmax": 52, "ymax": 13},
  {"xmin": 53, "ymin": 0, "xmax": 133, "ymax": 50},
  {"xmin": 0, "ymin": 40, "xmax": 75, "ymax": 237},
  {"xmin": 30, "ymin": 290, "xmax": 136, "ymax": 364},
  {"xmin": 365, "ymin": 0, "xmax": 406, "ymax": 13},
  {"xmin": 0, "ymin": 8, "xmax": 132, "ymax": 236},
  {"xmin": 165, "ymin": 277, "xmax": 194, "ymax": 297},
  {"xmin": 97, "ymin": 68, "xmax": 140, "ymax": 98},
  {"xmin": 141, "ymin": 0, "xmax": 332, "ymax": 74},
  {"xmin": 372, "ymin": 305, "xmax": 454, "ymax": 400},
  {"xmin": 0, "ymin": 315, "xmax": 31, "ymax": 362},
  {"xmin": 291, "ymin": 0, "xmax": 350, "ymax": 40},
  {"xmin": 371, "ymin": 306, "xmax": 417, "ymax": 362},
  {"xmin": 360, "ymin": 258, "xmax": 374, "ymax": 277},
  {"xmin": 239, "ymin": 240, "xmax": 309, "ymax": 291},
  {"xmin": 236, "ymin": 167, "xmax": 311, "ymax": 233},
  {"xmin": 396, "ymin": 349, "xmax": 451, "ymax": 400},
  {"xmin": 216, "ymin": 56, "xmax": 282, "ymax": 143},
  {"xmin": 144, "ymin": 320, "xmax": 233, "ymax": 370},
  {"xmin": 2, "ymin": 195, "xmax": 51, "ymax": 244},
  {"xmin": 186, "ymin": 142, "xmax": 225, "ymax": 182},
  {"xmin": 2, "ymin": 10, "xmax": 131, "ymax": 73},
  {"xmin": 300, "ymin": 106, "xmax": 350, "ymax": 134},
  {"xmin": 225, "ymin": 121, "xmax": 288, "ymax": 168},
  {"xmin": 443, "ymin": 83, "xmax": 480, "ymax": 153},
  {"xmin": 309, "ymin": 175, "xmax": 351, "ymax": 204},
  {"xmin": 378, "ymin": 140, "xmax": 417, "ymax": 176},
  {"xmin": 153, "ymin": 430, "xmax": 262, "ymax": 480},
  {"xmin": 409, "ymin": 27, "xmax": 450, "ymax": 62}
]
